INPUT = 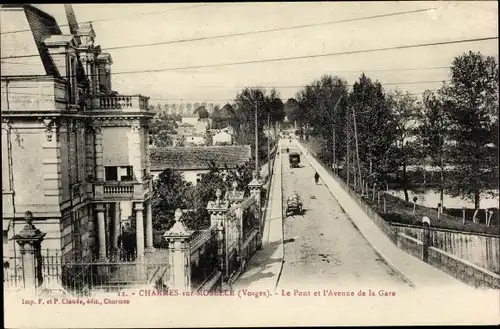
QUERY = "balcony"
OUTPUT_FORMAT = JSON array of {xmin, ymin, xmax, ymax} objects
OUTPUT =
[
  {"xmin": 88, "ymin": 94, "xmax": 150, "ymax": 112},
  {"xmin": 93, "ymin": 178, "xmax": 152, "ymax": 201}
]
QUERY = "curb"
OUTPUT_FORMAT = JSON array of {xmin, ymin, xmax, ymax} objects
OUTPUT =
[{"xmin": 274, "ymin": 144, "xmax": 285, "ymax": 292}]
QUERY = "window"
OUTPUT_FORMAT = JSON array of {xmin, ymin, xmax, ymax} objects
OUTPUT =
[
  {"xmin": 105, "ymin": 166, "xmax": 118, "ymax": 181},
  {"xmin": 196, "ymin": 173, "xmax": 205, "ymax": 184},
  {"xmin": 121, "ymin": 166, "xmax": 134, "ymax": 181}
]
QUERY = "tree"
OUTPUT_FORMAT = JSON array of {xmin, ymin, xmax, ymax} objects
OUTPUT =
[
  {"xmin": 156, "ymin": 103, "xmax": 163, "ymax": 116},
  {"xmin": 195, "ymin": 106, "xmax": 209, "ymax": 119},
  {"xmin": 151, "ymin": 169, "xmax": 194, "ymax": 230},
  {"xmin": 221, "ymin": 103, "xmax": 237, "ymax": 128},
  {"xmin": 386, "ymin": 89, "xmax": 420, "ymax": 201},
  {"xmin": 208, "ymin": 103, "xmax": 215, "ymax": 113},
  {"xmin": 348, "ymin": 74, "xmax": 394, "ymax": 186},
  {"xmin": 284, "ymin": 98, "xmax": 300, "ymax": 127},
  {"xmin": 417, "ymin": 89, "xmax": 449, "ymax": 207},
  {"xmin": 178, "ymin": 103, "xmax": 185, "ymax": 116},
  {"xmin": 153, "ymin": 131, "xmax": 173, "ymax": 147},
  {"xmin": 171, "ymin": 104, "xmax": 178, "ymax": 116},
  {"xmin": 441, "ymin": 51, "xmax": 499, "ymax": 209},
  {"xmin": 186, "ymin": 103, "xmax": 193, "ymax": 115}
]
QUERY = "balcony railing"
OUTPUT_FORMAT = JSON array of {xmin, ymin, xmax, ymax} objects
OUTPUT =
[
  {"xmin": 91, "ymin": 95, "xmax": 150, "ymax": 111},
  {"xmin": 94, "ymin": 178, "xmax": 152, "ymax": 201},
  {"xmin": 103, "ymin": 185, "xmax": 134, "ymax": 195}
]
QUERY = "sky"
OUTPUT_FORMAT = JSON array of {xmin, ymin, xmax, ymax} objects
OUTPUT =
[{"xmin": 10, "ymin": 2, "xmax": 500, "ymax": 106}]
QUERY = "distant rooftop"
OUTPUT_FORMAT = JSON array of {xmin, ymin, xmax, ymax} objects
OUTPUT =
[{"xmin": 150, "ymin": 145, "xmax": 252, "ymax": 171}]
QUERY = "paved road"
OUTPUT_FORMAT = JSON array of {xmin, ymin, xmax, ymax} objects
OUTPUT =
[{"xmin": 277, "ymin": 140, "xmax": 412, "ymax": 291}]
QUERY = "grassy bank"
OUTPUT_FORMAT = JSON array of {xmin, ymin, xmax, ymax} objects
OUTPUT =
[
  {"xmin": 358, "ymin": 189, "xmax": 499, "ymax": 235},
  {"xmin": 301, "ymin": 138, "xmax": 499, "ymax": 235}
]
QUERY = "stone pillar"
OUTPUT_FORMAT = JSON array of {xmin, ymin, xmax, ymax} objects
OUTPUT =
[
  {"xmin": 163, "ymin": 209, "xmax": 193, "ymax": 292},
  {"xmin": 145, "ymin": 200, "xmax": 154, "ymax": 252},
  {"xmin": 248, "ymin": 172, "xmax": 263, "ymax": 222},
  {"xmin": 96, "ymin": 204, "xmax": 107, "ymax": 260},
  {"xmin": 145, "ymin": 132, "xmax": 151, "ymax": 177},
  {"xmin": 248, "ymin": 173, "xmax": 263, "ymax": 250},
  {"xmin": 135, "ymin": 202, "xmax": 145, "ymax": 259},
  {"xmin": 11, "ymin": 211, "xmax": 46, "ymax": 296},
  {"xmin": 93, "ymin": 124, "xmax": 104, "ymax": 181},
  {"xmin": 207, "ymin": 189, "xmax": 229, "ymax": 280},
  {"xmin": 42, "ymin": 119, "xmax": 61, "ymax": 206},
  {"xmin": 130, "ymin": 122, "xmax": 143, "ymax": 183},
  {"xmin": 422, "ymin": 216, "xmax": 431, "ymax": 263},
  {"xmin": 226, "ymin": 181, "xmax": 245, "ymax": 206},
  {"xmin": 111, "ymin": 202, "xmax": 120, "ymax": 260}
]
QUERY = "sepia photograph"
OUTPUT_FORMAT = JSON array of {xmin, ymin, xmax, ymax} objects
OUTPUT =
[{"xmin": 1, "ymin": 2, "xmax": 499, "ymax": 327}]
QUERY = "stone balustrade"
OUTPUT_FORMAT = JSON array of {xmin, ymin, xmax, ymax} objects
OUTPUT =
[{"xmin": 92, "ymin": 95, "xmax": 150, "ymax": 111}]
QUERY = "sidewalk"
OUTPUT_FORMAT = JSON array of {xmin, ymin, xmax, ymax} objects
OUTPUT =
[
  {"xmin": 232, "ymin": 143, "xmax": 283, "ymax": 291},
  {"xmin": 295, "ymin": 140, "xmax": 473, "ymax": 290}
]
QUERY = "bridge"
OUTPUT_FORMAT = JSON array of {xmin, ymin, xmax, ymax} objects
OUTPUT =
[{"xmin": 233, "ymin": 137, "xmax": 499, "ymax": 293}]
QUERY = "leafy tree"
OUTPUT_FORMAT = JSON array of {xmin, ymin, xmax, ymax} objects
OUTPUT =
[
  {"xmin": 220, "ymin": 103, "xmax": 237, "ymax": 129},
  {"xmin": 153, "ymin": 131, "xmax": 173, "ymax": 147},
  {"xmin": 194, "ymin": 106, "xmax": 209, "ymax": 119},
  {"xmin": 284, "ymin": 98, "xmax": 300, "ymax": 126},
  {"xmin": 178, "ymin": 103, "xmax": 185, "ymax": 116},
  {"xmin": 186, "ymin": 103, "xmax": 193, "ymax": 115},
  {"xmin": 171, "ymin": 104, "xmax": 178, "ymax": 116},
  {"xmin": 386, "ymin": 89, "xmax": 420, "ymax": 201},
  {"xmin": 151, "ymin": 169, "xmax": 194, "ymax": 230},
  {"xmin": 348, "ymin": 74, "xmax": 394, "ymax": 185},
  {"xmin": 416, "ymin": 89, "xmax": 450, "ymax": 206},
  {"xmin": 208, "ymin": 103, "xmax": 215, "ymax": 113},
  {"xmin": 441, "ymin": 51, "xmax": 499, "ymax": 209}
]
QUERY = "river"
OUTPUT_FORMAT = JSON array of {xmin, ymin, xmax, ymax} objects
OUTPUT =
[{"xmin": 388, "ymin": 189, "xmax": 499, "ymax": 209}]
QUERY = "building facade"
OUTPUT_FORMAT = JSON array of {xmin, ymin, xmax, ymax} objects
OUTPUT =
[
  {"xmin": 212, "ymin": 131, "xmax": 233, "ymax": 145},
  {"xmin": 1, "ymin": 4, "xmax": 155, "ymax": 263}
]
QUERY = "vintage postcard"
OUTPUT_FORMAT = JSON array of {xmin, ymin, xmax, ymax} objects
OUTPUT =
[{"xmin": 2, "ymin": 2, "xmax": 499, "ymax": 327}]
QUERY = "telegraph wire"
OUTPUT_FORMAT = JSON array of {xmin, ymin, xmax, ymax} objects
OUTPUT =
[
  {"xmin": 0, "ymin": 7, "xmax": 434, "ymax": 53},
  {"xmin": 2, "ymin": 36, "xmax": 495, "ymax": 73},
  {"xmin": 0, "ymin": 4, "xmax": 209, "ymax": 35},
  {"xmin": 0, "ymin": 60, "xmax": 450, "ymax": 74},
  {"xmin": 0, "ymin": 90, "xmax": 431, "ymax": 101},
  {"xmin": 100, "ymin": 8, "xmax": 437, "ymax": 52}
]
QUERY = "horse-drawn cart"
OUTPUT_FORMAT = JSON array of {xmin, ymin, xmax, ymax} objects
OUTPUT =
[{"xmin": 286, "ymin": 192, "xmax": 303, "ymax": 216}]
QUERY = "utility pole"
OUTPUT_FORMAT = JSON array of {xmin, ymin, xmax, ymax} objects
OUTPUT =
[
  {"xmin": 353, "ymin": 106, "xmax": 362, "ymax": 188},
  {"xmin": 332, "ymin": 95, "xmax": 343, "ymax": 175},
  {"xmin": 346, "ymin": 109, "xmax": 350, "ymax": 187},
  {"xmin": 267, "ymin": 114, "xmax": 271, "ymax": 170},
  {"xmin": 255, "ymin": 101, "xmax": 259, "ymax": 178}
]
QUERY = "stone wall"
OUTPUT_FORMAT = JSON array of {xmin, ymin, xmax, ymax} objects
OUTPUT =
[
  {"xmin": 427, "ymin": 246, "xmax": 500, "ymax": 289},
  {"xmin": 396, "ymin": 233, "xmax": 423, "ymax": 260},
  {"xmin": 393, "ymin": 224, "xmax": 500, "ymax": 274}
]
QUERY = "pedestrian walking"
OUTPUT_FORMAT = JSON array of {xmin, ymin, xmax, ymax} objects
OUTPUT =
[{"xmin": 314, "ymin": 172, "xmax": 320, "ymax": 185}]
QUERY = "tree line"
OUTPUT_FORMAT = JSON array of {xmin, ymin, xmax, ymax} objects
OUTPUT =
[{"xmin": 285, "ymin": 51, "xmax": 498, "ymax": 209}]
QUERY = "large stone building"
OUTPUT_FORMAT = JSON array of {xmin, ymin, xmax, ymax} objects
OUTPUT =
[{"xmin": 1, "ymin": 4, "xmax": 155, "ymax": 263}]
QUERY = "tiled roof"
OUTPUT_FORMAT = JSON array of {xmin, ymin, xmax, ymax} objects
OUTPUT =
[{"xmin": 150, "ymin": 145, "xmax": 252, "ymax": 171}]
